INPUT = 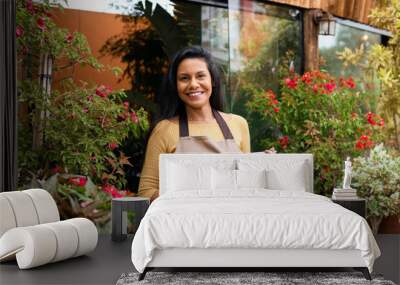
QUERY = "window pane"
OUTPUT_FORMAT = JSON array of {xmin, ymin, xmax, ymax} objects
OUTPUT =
[
  {"xmin": 319, "ymin": 22, "xmax": 382, "ymax": 78},
  {"xmin": 227, "ymin": 0, "xmax": 303, "ymax": 150}
]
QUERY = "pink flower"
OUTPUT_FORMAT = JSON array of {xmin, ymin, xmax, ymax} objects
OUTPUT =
[
  {"xmin": 26, "ymin": 0, "xmax": 35, "ymax": 14},
  {"xmin": 108, "ymin": 142, "xmax": 118, "ymax": 150},
  {"xmin": 130, "ymin": 111, "xmax": 139, "ymax": 124},
  {"xmin": 68, "ymin": 177, "xmax": 87, "ymax": 187},
  {"xmin": 37, "ymin": 17, "xmax": 46, "ymax": 31},
  {"xmin": 16, "ymin": 26, "xmax": 24, "ymax": 38},
  {"xmin": 87, "ymin": 95, "xmax": 94, "ymax": 102},
  {"xmin": 123, "ymin": 101, "xmax": 129, "ymax": 109},
  {"xmin": 83, "ymin": 107, "xmax": 89, "ymax": 113},
  {"xmin": 95, "ymin": 85, "xmax": 112, "ymax": 98}
]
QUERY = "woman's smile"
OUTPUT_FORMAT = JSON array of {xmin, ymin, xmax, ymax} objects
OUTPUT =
[{"xmin": 176, "ymin": 58, "xmax": 212, "ymax": 109}]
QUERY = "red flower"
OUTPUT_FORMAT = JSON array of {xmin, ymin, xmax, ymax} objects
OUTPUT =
[
  {"xmin": 102, "ymin": 184, "xmax": 125, "ymax": 198},
  {"xmin": 16, "ymin": 26, "xmax": 24, "ymax": 38},
  {"xmin": 123, "ymin": 101, "xmax": 129, "ymax": 109},
  {"xmin": 108, "ymin": 142, "xmax": 118, "ymax": 150},
  {"xmin": 271, "ymin": 99, "xmax": 279, "ymax": 105},
  {"xmin": 267, "ymin": 91, "xmax": 276, "ymax": 100},
  {"xmin": 366, "ymin": 112, "xmax": 384, "ymax": 126},
  {"xmin": 273, "ymin": 107, "xmax": 280, "ymax": 113},
  {"xmin": 278, "ymin": 136, "xmax": 289, "ymax": 149},
  {"xmin": 355, "ymin": 134, "xmax": 374, "ymax": 150},
  {"xmin": 323, "ymin": 82, "xmax": 336, "ymax": 93},
  {"xmin": 95, "ymin": 85, "xmax": 112, "ymax": 98},
  {"xmin": 69, "ymin": 177, "xmax": 87, "ymax": 187},
  {"xmin": 87, "ymin": 95, "xmax": 94, "ymax": 102},
  {"xmin": 345, "ymin": 77, "xmax": 356, "ymax": 89},
  {"xmin": 65, "ymin": 33, "xmax": 73, "ymax": 43},
  {"xmin": 301, "ymin": 72, "xmax": 312, "ymax": 84},
  {"xmin": 284, "ymin": 77, "xmax": 297, "ymax": 89},
  {"xmin": 355, "ymin": 141, "xmax": 365, "ymax": 150},
  {"xmin": 37, "ymin": 17, "xmax": 46, "ymax": 31},
  {"xmin": 340, "ymin": 77, "xmax": 356, "ymax": 89},
  {"xmin": 312, "ymin": 84, "xmax": 319, "ymax": 93},
  {"xmin": 130, "ymin": 111, "xmax": 139, "ymax": 124}
]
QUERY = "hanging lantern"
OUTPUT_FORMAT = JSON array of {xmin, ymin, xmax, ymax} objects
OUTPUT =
[{"xmin": 317, "ymin": 11, "xmax": 336, "ymax": 36}]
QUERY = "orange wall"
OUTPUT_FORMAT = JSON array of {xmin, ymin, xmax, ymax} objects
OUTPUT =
[{"xmin": 51, "ymin": 8, "xmax": 131, "ymax": 91}]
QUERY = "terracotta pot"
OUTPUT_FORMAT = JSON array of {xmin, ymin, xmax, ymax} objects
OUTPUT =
[{"xmin": 379, "ymin": 215, "xmax": 400, "ymax": 234}]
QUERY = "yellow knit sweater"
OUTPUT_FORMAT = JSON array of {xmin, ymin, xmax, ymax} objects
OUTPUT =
[{"xmin": 138, "ymin": 113, "xmax": 250, "ymax": 199}]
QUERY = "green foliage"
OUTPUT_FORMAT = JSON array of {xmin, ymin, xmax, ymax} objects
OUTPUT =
[
  {"xmin": 353, "ymin": 144, "xmax": 400, "ymax": 219},
  {"xmin": 336, "ymin": 0, "xmax": 400, "ymax": 151},
  {"xmin": 246, "ymin": 70, "xmax": 384, "ymax": 196},
  {"xmin": 16, "ymin": 0, "xmax": 149, "ymax": 226}
]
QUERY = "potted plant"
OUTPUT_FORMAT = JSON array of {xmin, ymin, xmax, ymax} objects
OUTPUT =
[{"xmin": 352, "ymin": 144, "xmax": 400, "ymax": 234}]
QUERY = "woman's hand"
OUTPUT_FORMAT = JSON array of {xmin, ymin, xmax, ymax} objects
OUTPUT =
[{"xmin": 264, "ymin": 147, "xmax": 277, "ymax": 154}]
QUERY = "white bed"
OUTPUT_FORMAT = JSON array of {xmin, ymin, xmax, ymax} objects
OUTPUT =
[{"xmin": 131, "ymin": 153, "xmax": 380, "ymax": 280}]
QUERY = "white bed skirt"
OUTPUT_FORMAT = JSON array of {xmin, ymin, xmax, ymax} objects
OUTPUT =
[{"xmin": 148, "ymin": 248, "xmax": 366, "ymax": 268}]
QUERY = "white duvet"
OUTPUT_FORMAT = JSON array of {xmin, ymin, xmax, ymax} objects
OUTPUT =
[{"xmin": 131, "ymin": 190, "xmax": 380, "ymax": 273}]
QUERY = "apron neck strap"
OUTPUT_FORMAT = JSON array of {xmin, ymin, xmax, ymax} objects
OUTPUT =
[{"xmin": 179, "ymin": 109, "xmax": 234, "ymax": 140}]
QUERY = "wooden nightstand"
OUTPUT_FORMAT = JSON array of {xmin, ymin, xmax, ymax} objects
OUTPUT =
[{"xmin": 332, "ymin": 198, "xmax": 366, "ymax": 218}]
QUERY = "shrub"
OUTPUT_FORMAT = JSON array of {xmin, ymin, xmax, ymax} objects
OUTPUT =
[{"xmin": 246, "ymin": 70, "xmax": 384, "ymax": 195}]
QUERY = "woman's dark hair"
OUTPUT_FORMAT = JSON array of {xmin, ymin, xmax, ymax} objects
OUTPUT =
[{"xmin": 154, "ymin": 46, "xmax": 224, "ymax": 123}]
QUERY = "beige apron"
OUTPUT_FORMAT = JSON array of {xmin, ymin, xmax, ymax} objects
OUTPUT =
[{"xmin": 174, "ymin": 109, "xmax": 241, "ymax": 153}]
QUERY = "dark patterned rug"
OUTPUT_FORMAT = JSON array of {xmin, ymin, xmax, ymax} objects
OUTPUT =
[{"xmin": 116, "ymin": 271, "xmax": 396, "ymax": 285}]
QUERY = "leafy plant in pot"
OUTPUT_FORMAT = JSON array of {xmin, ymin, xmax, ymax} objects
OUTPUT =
[{"xmin": 352, "ymin": 144, "xmax": 400, "ymax": 234}]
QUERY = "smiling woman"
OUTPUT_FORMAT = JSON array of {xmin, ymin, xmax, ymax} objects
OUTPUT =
[
  {"xmin": 176, "ymin": 58, "xmax": 213, "ymax": 113},
  {"xmin": 138, "ymin": 46, "xmax": 251, "ymax": 201}
]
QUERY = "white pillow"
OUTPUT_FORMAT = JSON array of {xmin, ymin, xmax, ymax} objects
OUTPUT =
[
  {"xmin": 236, "ymin": 169, "xmax": 267, "ymax": 189},
  {"xmin": 266, "ymin": 162, "xmax": 307, "ymax": 191},
  {"xmin": 212, "ymin": 168, "xmax": 237, "ymax": 190},
  {"xmin": 167, "ymin": 163, "xmax": 212, "ymax": 192},
  {"xmin": 237, "ymin": 159, "xmax": 308, "ymax": 191}
]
